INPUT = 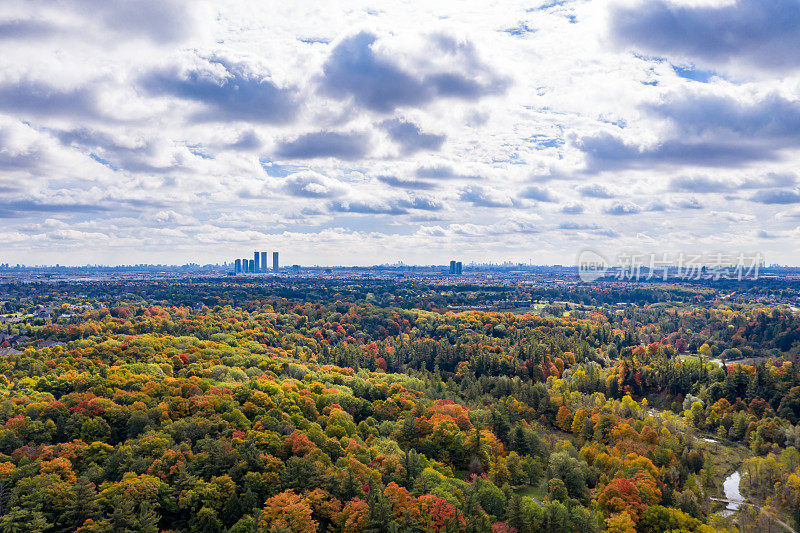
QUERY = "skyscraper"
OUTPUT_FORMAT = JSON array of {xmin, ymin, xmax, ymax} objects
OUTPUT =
[
  {"xmin": 449, "ymin": 260, "xmax": 456, "ymax": 275},
  {"xmin": 242, "ymin": 258, "xmax": 249, "ymax": 273},
  {"xmin": 273, "ymin": 251, "xmax": 279, "ymax": 271},
  {"xmin": 455, "ymin": 261, "xmax": 462, "ymax": 275},
  {"xmin": 254, "ymin": 251, "xmax": 260, "ymax": 273},
  {"xmin": 248, "ymin": 259, "xmax": 255, "ymax": 273},
  {"xmin": 234, "ymin": 259, "xmax": 242, "ymax": 273},
  {"xmin": 261, "ymin": 252, "xmax": 267, "ymax": 273}
]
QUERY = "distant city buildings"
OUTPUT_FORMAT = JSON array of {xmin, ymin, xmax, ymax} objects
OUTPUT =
[
  {"xmin": 232, "ymin": 251, "xmax": 280, "ymax": 274},
  {"xmin": 449, "ymin": 260, "xmax": 463, "ymax": 275}
]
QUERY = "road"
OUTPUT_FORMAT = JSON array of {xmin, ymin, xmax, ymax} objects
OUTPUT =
[{"xmin": 710, "ymin": 498, "xmax": 797, "ymax": 533}]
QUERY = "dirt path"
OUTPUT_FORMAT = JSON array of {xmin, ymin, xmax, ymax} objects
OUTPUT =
[{"xmin": 709, "ymin": 498, "xmax": 797, "ymax": 533}]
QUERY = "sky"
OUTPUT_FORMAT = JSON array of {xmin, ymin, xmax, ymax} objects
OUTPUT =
[{"xmin": 2, "ymin": 0, "xmax": 800, "ymax": 266}]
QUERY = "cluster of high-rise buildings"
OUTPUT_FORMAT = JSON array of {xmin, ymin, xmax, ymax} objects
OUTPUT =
[
  {"xmin": 449, "ymin": 260, "xmax": 463, "ymax": 275},
  {"xmin": 234, "ymin": 251, "xmax": 279, "ymax": 274}
]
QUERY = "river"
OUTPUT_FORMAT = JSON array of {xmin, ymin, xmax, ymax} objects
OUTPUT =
[{"xmin": 723, "ymin": 471, "xmax": 743, "ymax": 510}]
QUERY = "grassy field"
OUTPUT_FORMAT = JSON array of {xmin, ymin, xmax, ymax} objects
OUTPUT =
[
  {"xmin": 698, "ymin": 436, "xmax": 752, "ymax": 495},
  {"xmin": 513, "ymin": 484, "xmax": 547, "ymax": 501}
]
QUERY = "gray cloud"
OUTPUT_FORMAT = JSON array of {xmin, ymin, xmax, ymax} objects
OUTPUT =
[
  {"xmin": 669, "ymin": 175, "xmax": 728, "ymax": 193},
  {"xmin": 520, "ymin": 185, "xmax": 557, "ymax": 202},
  {"xmin": 320, "ymin": 31, "xmax": 508, "ymax": 113},
  {"xmin": 578, "ymin": 183, "xmax": 615, "ymax": 198},
  {"xmin": 398, "ymin": 196, "xmax": 443, "ymax": 211},
  {"xmin": 458, "ymin": 185, "xmax": 514, "ymax": 207},
  {"xmin": 560, "ymin": 202, "xmax": 584, "ymax": 214},
  {"xmin": 0, "ymin": 1, "xmax": 197, "ymax": 44},
  {"xmin": 376, "ymin": 175, "xmax": 436, "ymax": 190},
  {"xmin": 327, "ymin": 194, "xmax": 441, "ymax": 215},
  {"xmin": 575, "ymin": 132, "xmax": 774, "ymax": 171},
  {"xmin": 648, "ymin": 93, "xmax": 800, "ymax": 140},
  {"xmin": 0, "ymin": 19, "xmax": 58, "ymax": 40},
  {"xmin": 73, "ymin": 0, "xmax": 197, "ymax": 44},
  {"xmin": 275, "ymin": 131, "xmax": 371, "ymax": 160},
  {"xmin": 141, "ymin": 59, "xmax": 298, "ymax": 123},
  {"xmin": 675, "ymin": 197, "xmax": 703, "ymax": 210},
  {"xmin": 381, "ymin": 119, "xmax": 445, "ymax": 154},
  {"xmin": 604, "ymin": 201, "xmax": 642, "ymax": 215},
  {"xmin": 576, "ymin": 92, "xmax": 800, "ymax": 170},
  {"xmin": 0, "ymin": 149, "xmax": 43, "ymax": 172},
  {"xmin": 671, "ymin": 173, "xmax": 796, "ymax": 194},
  {"xmin": 329, "ymin": 200, "xmax": 406, "ymax": 215},
  {"xmin": 0, "ymin": 199, "xmax": 110, "ymax": 219},
  {"xmin": 0, "ymin": 80, "xmax": 99, "ymax": 118},
  {"xmin": 611, "ymin": 0, "xmax": 800, "ymax": 71},
  {"xmin": 51, "ymin": 127, "xmax": 188, "ymax": 173},
  {"xmin": 558, "ymin": 222, "xmax": 599, "ymax": 230},
  {"xmin": 415, "ymin": 164, "xmax": 480, "ymax": 180},
  {"xmin": 281, "ymin": 172, "xmax": 347, "ymax": 198},
  {"xmin": 750, "ymin": 189, "xmax": 800, "ymax": 204},
  {"xmin": 227, "ymin": 130, "xmax": 262, "ymax": 151}
]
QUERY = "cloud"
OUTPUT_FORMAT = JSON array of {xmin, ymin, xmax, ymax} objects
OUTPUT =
[
  {"xmin": 68, "ymin": 0, "xmax": 197, "ymax": 44},
  {"xmin": 520, "ymin": 185, "xmax": 557, "ymax": 202},
  {"xmin": 329, "ymin": 199, "xmax": 406, "ymax": 215},
  {"xmin": 415, "ymin": 163, "xmax": 480, "ymax": 180},
  {"xmin": 376, "ymin": 175, "xmax": 436, "ymax": 190},
  {"xmin": 275, "ymin": 131, "xmax": 371, "ymax": 160},
  {"xmin": 670, "ymin": 175, "xmax": 728, "ymax": 193},
  {"xmin": 149, "ymin": 210, "xmax": 198, "ymax": 226},
  {"xmin": 1, "ymin": 0, "xmax": 198, "ymax": 45},
  {"xmin": 576, "ymin": 92, "xmax": 800, "ymax": 170},
  {"xmin": 575, "ymin": 132, "xmax": 769, "ymax": 170},
  {"xmin": 226, "ymin": 130, "xmax": 262, "ymax": 151},
  {"xmin": 0, "ymin": 199, "xmax": 109, "ymax": 219},
  {"xmin": 670, "ymin": 173, "xmax": 796, "ymax": 193},
  {"xmin": 418, "ymin": 213, "xmax": 542, "ymax": 238},
  {"xmin": 775, "ymin": 207, "xmax": 800, "ymax": 219},
  {"xmin": 281, "ymin": 171, "xmax": 348, "ymax": 198},
  {"xmin": 648, "ymin": 93, "xmax": 800, "ymax": 141},
  {"xmin": 320, "ymin": 31, "xmax": 508, "ymax": 113},
  {"xmin": 398, "ymin": 196, "xmax": 443, "ymax": 211},
  {"xmin": 141, "ymin": 59, "xmax": 298, "ymax": 123},
  {"xmin": 0, "ymin": 80, "xmax": 99, "ymax": 118},
  {"xmin": 675, "ymin": 197, "xmax": 703, "ymax": 210},
  {"xmin": 711, "ymin": 210, "xmax": 755, "ymax": 223},
  {"xmin": 0, "ymin": 19, "xmax": 58, "ymax": 40},
  {"xmin": 750, "ymin": 189, "xmax": 800, "ymax": 204},
  {"xmin": 49, "ymin": 126, "xmax": 205, "ymax": 174},
  {"xmin": 86, "ymin": 0, "xmax": 197, "ymax": 43},
  {"xmin": 610, "ymin": 0, "xmax": 800, "ymax": 72},
  {"xmin": 558, "ymin": 222, "xmax": 598, "ymax": 230},
  {"xmin": 604, "ymin": 201, "xmax": 641, "ymax": 215},
  {"xmin": 381, "ymin": 119, "xmax": 445, "ymax": 154},
  {"xmin": 578, "ymin": 183, "xmax": 615, "ymax": 198},
  {"xmin": 458, "ymin": 185, "xmax": 515, "ymax": 207},
  {"xmin": 561, "ymin": 202, "xmax": 584, "ymax": 214}
]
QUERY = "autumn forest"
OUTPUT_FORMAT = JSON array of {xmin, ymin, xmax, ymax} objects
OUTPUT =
[{"xmin": 0, "ymin": 278, "xmax": 798, "ymax": 533}]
